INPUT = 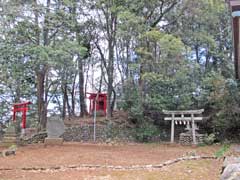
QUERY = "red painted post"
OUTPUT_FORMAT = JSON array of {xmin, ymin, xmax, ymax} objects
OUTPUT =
[{"xmin": 22, "ymin": 109, "xmax": 26, "ymax": 129}]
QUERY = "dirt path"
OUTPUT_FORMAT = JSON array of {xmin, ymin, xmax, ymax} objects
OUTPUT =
[{"xmin": 0, "ymin": 143, "xmax": 222, "ymax": 180}]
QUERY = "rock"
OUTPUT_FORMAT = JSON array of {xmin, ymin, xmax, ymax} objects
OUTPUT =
[
  {"xmin": 20, "ymin": 132, "xmax": 47, "ymax": 144},
  {"xmin": 1, "ymin": 145, "xmax": 17, "ymax": 157},
  {"xmin": 223, "ymin": 157, "xmax": 240, "ymax": 170},
  {"xmin": 2, "ymin": 149, "xmax": 16, "ymax": 157},
  {"xmin": 221, "ymin": 164, "xmax": 240, "ymax": 180}
]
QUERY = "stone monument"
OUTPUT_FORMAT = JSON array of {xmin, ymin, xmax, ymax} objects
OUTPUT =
[
  {"xmin": 45, "ymin": 117, "xmax": 65, "ymax": 146},
  {"xmin": 1, "ymin": 124, "xmax": 19, "ymax": 147}
]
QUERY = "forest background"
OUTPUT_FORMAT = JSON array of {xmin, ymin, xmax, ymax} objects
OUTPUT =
[{"xmin": 0, "ymin": 0, "xmax": 237, "ymax": 141}]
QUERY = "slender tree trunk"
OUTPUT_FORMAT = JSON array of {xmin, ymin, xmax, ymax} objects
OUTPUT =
[
  {"xmin": 71, "ymin": 73, "xmax": 77, "ymax": 116},
  {"xmin": 78, "ymin": 57, "xmax": 87, "ymax": 117},
  {"xmin": 195, "ymin": 45, "xmax": 200, "ymax": 64},
  {"xmin": 36, "ymin": 68, "xmax": 47, "ymax": 129},
  {"xmin": 36, "ymin": 0, "xmax": 50, "ymax": 130},
  {"xmin": 73, "ymin": 0, "xmax": 88, "ymax": 117},
  {"xmin": 62, "ymin": 88, "xmax": 66, "ymax": 119},
  {"xmin": 66, "ymin": 91, "xmax": 71, "ymax": 118},
  {"xmin": 111, "ymin": 88, "xmax": 116, "ymax": 113},
  {"xmin": 34, "ymin": 0, "xmax": 47, "ymax": 129},
  {"xmin": 107, "ymin": 38, "xmax": 114, "ymax": 118},
  {"xmin": 15, "ymin": 81, "xmax": 21, "ymax": 103},
  {"xmin": 205, "ymin": 49, "xmax": 210, "ymax": 69},
  {"xmin": 84, "ymin": 60, "xmax": 90, "ymax": 98},
  {"xmin": 126, "ymin": 42, "xmax": 130, "ymax": 79},
  {"xmin": 62, "ymin": 83, "xmax": 71, "ymax": 118}
]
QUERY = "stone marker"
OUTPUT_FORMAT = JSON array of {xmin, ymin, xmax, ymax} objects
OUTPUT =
[
  {"xmin": 1, "ymin": 125, "xmax": 18, "ymax": 147},
  {"xmin": 45, "ymin": 117, "xmax": 65, "ymax": 146}
]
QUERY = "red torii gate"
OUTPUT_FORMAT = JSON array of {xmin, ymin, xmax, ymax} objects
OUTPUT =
[{"xmin": 12, "ymin": 102, "xmax": 31, "ymax": 131}]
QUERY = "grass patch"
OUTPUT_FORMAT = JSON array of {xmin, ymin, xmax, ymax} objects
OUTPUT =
[{"xmin": 214, "ymin": 144, "xmax": 230, "ymax": 158}]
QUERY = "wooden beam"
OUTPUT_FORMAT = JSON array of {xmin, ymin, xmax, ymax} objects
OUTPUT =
[{"xmin": 229, "ymin": 0, "xmax": 240, "ymax": 7}]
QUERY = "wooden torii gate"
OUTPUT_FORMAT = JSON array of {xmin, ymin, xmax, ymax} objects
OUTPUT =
[{"xmin": 163, "ymin": 109, "xmax": 204, "ymax": 145}]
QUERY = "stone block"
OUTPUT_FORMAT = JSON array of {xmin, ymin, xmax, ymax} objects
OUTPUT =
[
  {"xmin": 1, "ymin": 149, "xmax": 16, "ymax": 157},
  {"xmin": 223, "ymin": 157, "xmax": 240, "ymax": 169},
  {"xmin": 44, "ymin": 138, "xmax": 63, "ymax": 146},
  {"xmin": 47, "ymin": 117, "xmax": 65, "ymax": 138},
  {"xmin": 179, "ymin": 133, "xmax": 205, "ymax": 145},
  {"xmin": 221, "ymin": 163, "xmax": 240, "ymax": 180}
]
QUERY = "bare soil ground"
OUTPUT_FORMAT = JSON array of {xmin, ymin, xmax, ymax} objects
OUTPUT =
[{"xmin": 0, "ymin": 143, "xmax": 224, "ymax": 180}]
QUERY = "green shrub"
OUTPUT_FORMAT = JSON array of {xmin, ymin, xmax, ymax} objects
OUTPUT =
[
  {"xmin": 135, "ymin": 121, "xmax": 159, "ymax": 142},
  {"xmin": 203, "ymin": 133, "xmax": 216, "ymax": 145}
]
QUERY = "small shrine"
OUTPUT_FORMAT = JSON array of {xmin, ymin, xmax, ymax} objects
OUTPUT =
[{"xmin": 86, "ymin": 93, "xmax": 107, "ymax": 116}]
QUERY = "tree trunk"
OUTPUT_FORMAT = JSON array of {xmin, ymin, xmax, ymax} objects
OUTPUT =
[
  {"xmin": 62, "ymin": 83, "xmax": 71, "ymax": 118},
  {"xmin": 36, "ymin": 0, "xmax": 50, "ymax": 130},
  {"xmin": 107, "ymin": 39, "xmax": 114, "ymax": 118},
  {"xmin": 195, "ymin": 45, "xmax": 200, "ymax": 64},
  {"xmin": 36, "ymin": 69, "xmax": 47, "ymax": 129},
  {"xmin": 78, "ymin": 57, "xmax": 87, "ymax": 117},
  {"xmin": 71, "ymin": 73, "xmax": 77, "ymax": 116},
  {"xmin": 126, "ymin": 42, "xmax": 130, "ymax": 79},
  {"xmin": 62, "ymin": 91, "xmax": 66, "ymax": 119},
  {"xmin": 111, "ymin": 88, "xmax": 116, "ymax": 113},
  {"xmin": 15, "ymin": 80, "xmax": 21, "ymax": 103}
]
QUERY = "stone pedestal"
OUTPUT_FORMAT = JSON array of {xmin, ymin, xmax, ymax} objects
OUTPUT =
[
  {"xmin": 179, "ymin": 132, "xmax": 205, "ymax": 145},
  {"xmin": 44, "ymin": 138, "xmax": 63, "ymax": 146},
  {"xmin": 1, "ymin": 126, "xmax": 19, "ymax": 147}
]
